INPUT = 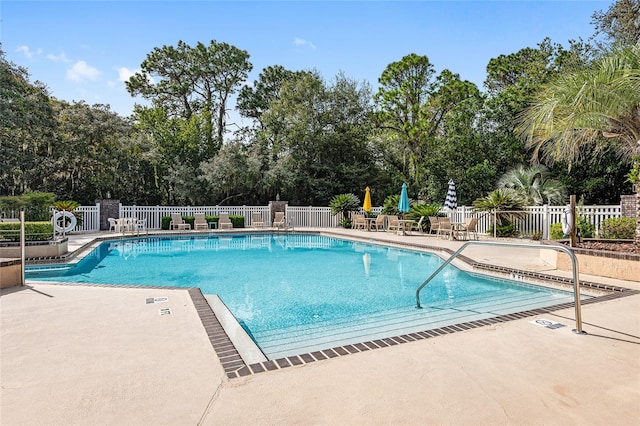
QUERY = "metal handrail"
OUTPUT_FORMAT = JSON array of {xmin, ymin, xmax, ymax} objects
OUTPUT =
[{"xmin": 415, "ymin": 241, "xmax": 585, "ymax": 334}]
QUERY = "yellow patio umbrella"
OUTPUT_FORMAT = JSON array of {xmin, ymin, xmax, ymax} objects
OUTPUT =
[{"xmin": 363, "ymin": 187, "xmax": 372, "ymax": 212}]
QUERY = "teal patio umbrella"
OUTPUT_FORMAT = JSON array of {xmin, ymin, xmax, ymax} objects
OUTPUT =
[{"xmin": 398, "ymin": 183, "xmax": 410, "ymax": 218}]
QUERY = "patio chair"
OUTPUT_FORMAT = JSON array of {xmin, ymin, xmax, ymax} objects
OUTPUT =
[
  {"xmin": 252, "ymin": 212, "xmax": 265, "ymax": 228},
  {"xmin": 351, "ymin": 213, "xmax": 366, "ymax": 230},
  {"xmin": 409, "ymin": 216, "xmax": 426, "ymax": 234},
  {"xmin": 108, "ymin": 218, "xmax": 119, "ymax": 232},
  {"xmin": 218, "ymin": 212, "xmax": 233, "ymax": 230},
  {"xmin": 194, "ymin": 213, "xmax": 208, "ymax": 230},
  {"xmin": 428, "ymin": 217, "xmax": 440, "ymax": 235},
  {"xmin": 372, "ymin": 214, "xmax": 386, "ymax": 231},
  {"xmin": 458, "ymin": 217, "xmax": 479, "ymax": 240},
  {"xmin": 170, "ymin": 213, "xmax": 191, "ymax": 231},
  {"xmin": 437, "ymin": 218, "xmax": 453, "ymax": 239},
  {"xmin": 273, "ymin": 212, "xmax": 286, "ymax": 229},
  {"xmin": 386, "ymin": 215, "xmax": 400, "ymax": 232}
]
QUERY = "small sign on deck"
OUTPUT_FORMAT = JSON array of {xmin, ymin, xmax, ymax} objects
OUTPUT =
[{"xmin": 530, "ymin": 319, "xmax": 566, "ymax": 330}]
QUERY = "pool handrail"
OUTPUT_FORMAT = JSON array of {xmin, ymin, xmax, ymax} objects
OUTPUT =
[{"xmin": 415, "ymin": 241, "xmax": 585, "ymax": 335}]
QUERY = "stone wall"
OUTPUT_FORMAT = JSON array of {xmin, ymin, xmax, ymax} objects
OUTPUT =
[
  {"xmin": 620, "ymin": 194, "xmax": 636, "ymax": 218},
  {"xmin": 96, "ymin": 199, "xmax": 120, "ymax": 230}
]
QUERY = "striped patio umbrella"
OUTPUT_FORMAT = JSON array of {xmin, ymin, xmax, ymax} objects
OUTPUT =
[{"xmin": 444, "ymin": 179, "xmax": 457, "ymax": 210}]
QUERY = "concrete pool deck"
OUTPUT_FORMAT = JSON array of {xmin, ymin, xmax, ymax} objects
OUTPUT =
[{"xmin": 1, "ymin": 229, "xmax": 639, "ymax": 425}]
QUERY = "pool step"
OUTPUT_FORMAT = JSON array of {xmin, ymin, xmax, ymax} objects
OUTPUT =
[{"xmin": 253, "ymin": 290, "xmax": 578, "ymax": 359}]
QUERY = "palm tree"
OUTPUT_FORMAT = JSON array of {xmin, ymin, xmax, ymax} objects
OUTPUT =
[
  {"xmin": 516, "ymin": 45, "xmax": 640, "ymax": 244},
  {"xmin": 498, "ymin": 164, "xmax": 567, "ymax": 206},
  {"xmin": 473, "ymin": 189, "xmax": 527, "ymax": 237}
]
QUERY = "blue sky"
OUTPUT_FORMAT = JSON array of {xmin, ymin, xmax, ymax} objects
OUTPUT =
[{"xmin": 2, "ymin": 0, "xmax": 610, "ymax": 120}]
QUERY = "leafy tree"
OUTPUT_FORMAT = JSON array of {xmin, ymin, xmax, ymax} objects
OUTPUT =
[
  {"xmin": 237, "ymin": 65, "xmax": 304, "ymax": 128},
  {"xmin": 591, "ymin": 0, "xmax": 640, "ymax": 49},
  {"xmin": 498, "ymin": 165, "xmax": 567, "ymax": 205},
  {"xmin": 517, "ymin": 45, "xmax": 640, "ymax": 243},
  {"xmin": 48, "ymin": 101, "xmax": 136, "ymax": 204},
  {"xmin": 374, "ymin": 54, "xmax": 436, "ymax": 191},
  {"xmin": 0, "ymin": 46, "xmax": 56, "ymax": 196},
  {"xmin": 199, "ymin": 140, "xmax": 263, "ymax": 205},
  {"xmin": 260, "ymin": 72, "xmax": 377, "ymax": 205},
  {"xmin": 126, "ymin": 40, "xmax": 252, "ymax": 152}
]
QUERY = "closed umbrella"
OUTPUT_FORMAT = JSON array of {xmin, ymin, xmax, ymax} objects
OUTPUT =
[
  {"xmin": 363, "ymin": 187, "xmax": 372, "ymax": 213},
  {"xmin": 444, "ymin": 179, "xmax": 457, "ymax": 210},
  {"xmin": 398, "ymin": 183, "xmax": 410, "ymax": 218},
  {"xmin": 444, "ymin": 179, "xmax": 457, "ymax": 221}
]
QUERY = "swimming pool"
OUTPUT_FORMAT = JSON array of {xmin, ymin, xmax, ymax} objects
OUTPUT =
[{"xmin": 26, "ymin": 234, "xmax": 584, "ymax": 359}]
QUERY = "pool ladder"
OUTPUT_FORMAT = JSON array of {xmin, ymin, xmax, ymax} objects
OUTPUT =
[{"xmin": 415, "ymin": 241, "xmax": 585, "ymax": 335}]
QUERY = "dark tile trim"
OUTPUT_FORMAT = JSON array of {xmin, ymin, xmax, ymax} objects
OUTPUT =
[{"xmin": 211, "ymin": 286, "xmax": 638, "ymax": 379}]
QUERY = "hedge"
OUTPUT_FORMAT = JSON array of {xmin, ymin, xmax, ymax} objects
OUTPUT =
[
  {"xmin": 0, "ymin": 222, "xmax": 54, "ymax": 242},
  {"xmin": 599, "ymin": 217, "xmax": 635, "ymax": 239}
]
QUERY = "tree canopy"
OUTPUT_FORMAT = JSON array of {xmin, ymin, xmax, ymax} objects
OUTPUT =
[{"xmin": 3, "ymin": 1, "xmax": 638, "ymax": 211}]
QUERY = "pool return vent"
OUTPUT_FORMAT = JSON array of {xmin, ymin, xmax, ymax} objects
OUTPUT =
[{"xmin": 415, "ymin": 241, "xmax": 586, "ymax": 335}]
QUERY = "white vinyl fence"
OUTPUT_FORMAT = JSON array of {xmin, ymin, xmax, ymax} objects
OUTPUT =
[{"xmin": 71, "ymin": 203, "xmax": 623, "ymax": 239}]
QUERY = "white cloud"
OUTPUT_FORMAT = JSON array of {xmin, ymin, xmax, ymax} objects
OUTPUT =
[
  {"xmin": 46, "ymin": 51, "xmax": 71, "ymax": 62},
  {"xmin": 294, "ymin": 37, "xmax": 316, "ymax": 50},
  {"xmin": 118, "ymin": 67, "xmax": 154, "ymax": 84},
  {"xmin": 118, "ymin": 67, "xmax": 136, "ymax": 82},
  {"xmin": 66, "ymin": 60, "xmax": 101, "ymax": 82},
  {"xmin": 16, "ymin": 45, "xmax": 42, "ymax": 59}
]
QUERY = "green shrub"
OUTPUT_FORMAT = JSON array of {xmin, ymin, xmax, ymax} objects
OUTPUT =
[
  {"xmin": 577, "ymin": 217, "xmax": 594, "ymax": 238},
  {"xmin": 550, "ymin": 223, "xmax": 564, "ymax": 240},
  {"xmin": 339, "ymin": 217, "xmax": 352, "ymax": 228},
  {"xmin": 0, "ymin": 222, "xmax": 54, "ymax": 241},
  {"xmin": 0, "ymin": 192, "xmax": 55, "ymax": 221},
  {"xmin": 409, "ymin": 203, "xmax": 442, "ymax": 232},
  {"xmin": 600, "ymin": 217, "xmax": 635, "ymax": 239},
  {"xmin": 550, "ymin": 216, "xmax": 595, "ymax": 239},
  {"xmin": 487, "ymin": 222, "xmax": 519, "ymax": 237}
]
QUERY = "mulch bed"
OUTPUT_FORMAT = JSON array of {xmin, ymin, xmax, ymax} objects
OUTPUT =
[{"xmin": 574, "ymin": 241, "xmax": 640, "ymax": 255}]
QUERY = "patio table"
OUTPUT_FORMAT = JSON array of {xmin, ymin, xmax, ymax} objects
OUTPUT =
[{"xmin": 397, "ymin": 219, "xmax": 416, "ymax": 235}]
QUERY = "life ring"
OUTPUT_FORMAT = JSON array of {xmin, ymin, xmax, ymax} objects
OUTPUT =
[
  {"xmin": 52, "ymin": 211, "xmax": 77, "ymax": 233},
  {"xmin": 561, "ymin": 208, "xmax": 573, "ymax": 236}
]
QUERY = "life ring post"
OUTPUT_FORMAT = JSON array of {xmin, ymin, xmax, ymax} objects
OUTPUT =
[{"xmin": 52, "ymin": 210, "xmax": 78, "ymax": 235}]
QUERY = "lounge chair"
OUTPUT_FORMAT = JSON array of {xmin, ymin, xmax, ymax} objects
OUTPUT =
[
  {"xmin": 428, "ymin": 216, "xmax": 440, "ymax": 235},
  {"xmin": 218, "ymin": 212, "xmax": 233, "ymax": 230},
  {"xmin": 372, "ymin": 214, "xmax": 386, "ymax": 231},
  {"xmin": 194, "ymin": 213, "xmax": 208, "ymax": 230},
  {"xmin": 273, "ymin": 212, "xmax": 286, "ymax": 229},
  {"xmin": 252, "ymin": 212, "xmax": 265, "ymax": 228},
  {"xmin": 437, "ymin": 218, "xmax": 453, "ymax": 239},
  {"xmin": 386, "ymin": 215, "xmax": 400, "ymax": 232},
  {"xmin": 170, "ymin": 213, "xmax": 191, "ymax": 231},
  {"xmin": 351, "ymin": 213, "xmax": 366, "ymax": 230},
  {"xmin": 409, "ymin": 216, "xmax": 425, "ymax": 234}
]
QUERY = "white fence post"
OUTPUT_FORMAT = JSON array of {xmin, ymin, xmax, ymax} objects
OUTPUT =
[{"xmin": 543, "ymin": 204, "xmax": 549, "ymax": 240}]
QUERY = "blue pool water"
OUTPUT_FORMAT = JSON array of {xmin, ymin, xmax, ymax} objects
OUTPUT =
[{"xmin": 26, "ymin": 234, "xmax": 582, "ymax": 358}]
